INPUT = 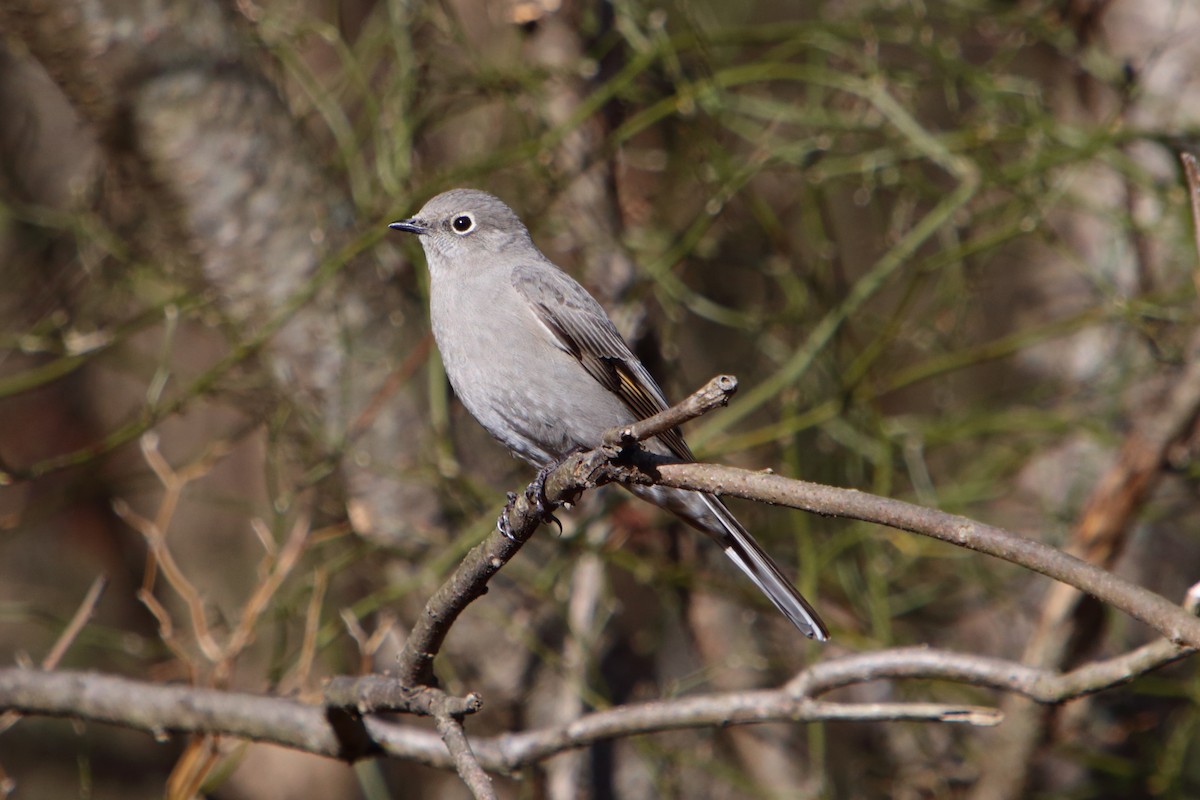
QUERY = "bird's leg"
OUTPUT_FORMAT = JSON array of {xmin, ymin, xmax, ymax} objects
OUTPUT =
[
  {"xmin": 495, "ymin": 467, "xmax": 561, "ymax": 540},
  {"xmin": 526, "ymin": 461, "xmax": 563, "ymax": 535},
  {"xmin": 497, "ymin": 492, "xmax": 520, "ymax": 541},
  {"xmin": 497, "ymin": 450, "xmax": 586, "ymax": 540}
]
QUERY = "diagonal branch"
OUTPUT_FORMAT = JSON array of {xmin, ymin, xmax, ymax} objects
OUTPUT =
[
  {"xmin": 388, "ymin": 374, "xmax": 738, "ymax": 689},
  {"xmin": 604, "ymin": 374, "xmax": 738, "ymax": 446},
  {"xmin": 435, "ymin": 707, "xmax": 496, "ymax": 800},
  {"xmin": 646, "ymin": 460, "xmax": 1200, "ymax": 648}
]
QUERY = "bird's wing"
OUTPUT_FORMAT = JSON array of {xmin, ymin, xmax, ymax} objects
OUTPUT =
[
  {"xmin": 512, "ymin": 262, "xmax": 694, "ymax": 461},
  {"xmin": 515, "ymin": 263, "xmax": 829, "ymax": 641}
]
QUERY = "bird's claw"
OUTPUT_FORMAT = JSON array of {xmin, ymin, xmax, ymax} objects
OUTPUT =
[
  {"xmin": 527, "ymin": 462, "xmax": 558, "ymax": 524},
  {"xmin": 496, "ymin": 460, "xmax": 568, "ymax": 541},
  {"xmin": 497, "ymin": 492, "xmax": 519, "ymax": 541}
]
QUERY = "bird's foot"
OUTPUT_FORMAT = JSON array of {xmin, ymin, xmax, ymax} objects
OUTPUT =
[
  {"xmin": 527, "ymin": 462, "xmax": 563, "ymax": 534},
  {"xmin": 497, "ymin": 456, "xmax": 578, "ymax": 540},
  {"xmin": 497, "ymin": 492, "xmax": 519, "ymax": 541}
]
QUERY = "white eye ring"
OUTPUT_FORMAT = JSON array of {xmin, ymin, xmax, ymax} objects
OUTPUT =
[{"xmin": 450, "ymin": 213, "xmax": 476, "ymax": 235}]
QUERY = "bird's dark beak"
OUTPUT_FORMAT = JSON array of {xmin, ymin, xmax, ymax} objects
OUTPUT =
[{"xmin": 388, "ymin": 218, "xmax": 429, "ymax": 235}]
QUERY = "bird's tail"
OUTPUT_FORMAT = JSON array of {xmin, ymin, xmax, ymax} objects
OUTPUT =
[{"xmin": 627, "ymin": 485, "xmax": 829, "ymax": 640}]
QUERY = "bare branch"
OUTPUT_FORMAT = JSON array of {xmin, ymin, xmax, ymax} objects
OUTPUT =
[
  {"xmin": 0, "ymin": 664, "xmax": 990, "ymax": 770},
  {"xmin": 2, "ymin": 615, "xmax": 1192, "ymax": 772},
  {"xmin": 788, "ymin": 634, "xmax": 1194, "ymax": 704},
  {"xmin": 0, "ymin": 668, "xmax": 372, "ymax": 760},
  {"xmin": 389, "ymin": 501, "xmax": 542, "ymax": 687},
  {"xmin": 435, "ymin": 708, "xmax": 496, "ymax": 800},
  {"xmin": 646, "ymin": 460, "xmax": 1200, "ymax": 648},
  {"xmin": 603, "ymin": 374, "xmax": 738, "ymax": 447},
  {"xmin": 323, "ymin": 676, "xmax": 481, "ymax": 719},
  {"xmin": 96, "ymin": 366, "xmax": 1184, "ymax": 783},
  {"xmin": 0, "ymin": 575, "xmax": 107, "ymax": 735},
  {"xmin": 41, "ymin": 574, "xmax": 108, "ymax": 671},
  {"xmin": 482, "ymin": 693, "xmax": 998, "ymax": 769}
]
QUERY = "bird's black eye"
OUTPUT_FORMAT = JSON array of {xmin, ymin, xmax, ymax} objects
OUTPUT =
[{"xmin": 451, "ymin": 213, "xmax": 476, "ymax": 235}]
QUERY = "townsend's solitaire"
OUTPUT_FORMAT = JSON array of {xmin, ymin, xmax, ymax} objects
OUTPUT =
[{"xmin": 390, "ymin": 188, "xmax": 828, "ymax": 640}]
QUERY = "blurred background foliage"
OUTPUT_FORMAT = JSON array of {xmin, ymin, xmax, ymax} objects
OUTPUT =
[{"xmin": 2, "ymin": 0, "xmax": 1200, "ymax": 797}]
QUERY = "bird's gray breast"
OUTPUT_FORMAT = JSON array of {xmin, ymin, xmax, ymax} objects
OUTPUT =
[{"xmin": 428, "ymin": 264, "xmax": 637, "ymax": 467}]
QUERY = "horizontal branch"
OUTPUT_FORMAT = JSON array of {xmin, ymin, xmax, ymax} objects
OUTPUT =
[
  {"xmin": 323, "ymin": 675, "xmax": 481, "ymax": 718},
  {"xmin": 0, "ymin": 668, "xmax": 365, "ymax": 759},
  {"xmin": 2, "ymin": 627, "xmax": 1190, "ymax": 771},
  {"xmin": 647, "ymin": 461, "xmax": 1200, "ymax": 649},
  {"xmin": 788, "ymin": 636, "xmax": 1195, "ymax": 703},
  {"xmin": 0, "ymin": 666, "xmax": 989, "ymax": 771},
  {"xmin": 479, "ymin": 691, "xmax": 997, "ymax": 770}
]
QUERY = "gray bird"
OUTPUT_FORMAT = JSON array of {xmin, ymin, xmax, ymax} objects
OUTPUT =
[{"xmin": 390, "ymin": 188, "xmax": 828, "ymax": 640}]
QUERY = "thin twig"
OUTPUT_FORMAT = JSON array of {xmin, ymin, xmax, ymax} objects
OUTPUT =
[
  {"xmin": 41, "ymin": 575, "xmax": 108, "ymax": 670},
  {"xmin": 435, "ymin": 708, "xmax": 496, "ymax": 800},
  {"xmin": 603, "ymin": 374, "xmax": 737, "ymax": 446},
  {"xmin": 0, "ymin": 575, "xmax": 107, "ymax": 734},
  {"xmin": 216, "ymin": 516, "xmax": 312, "ymax": 682},
  {"xmin": 116, "ymin": 434, "xmax": 236, "ymax": 666},
  {"xmin": 289, "ymin": 567, "xmax": 327, "ymax": 696}
]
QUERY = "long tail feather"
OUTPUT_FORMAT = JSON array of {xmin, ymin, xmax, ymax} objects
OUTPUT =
[
  {"xmin": 626, "ymin": 484, "xmax": 829, "ymax": 640},
  {"xmin": 699, "ymin": 494, "xmax": 829, "ymax": 641}
]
